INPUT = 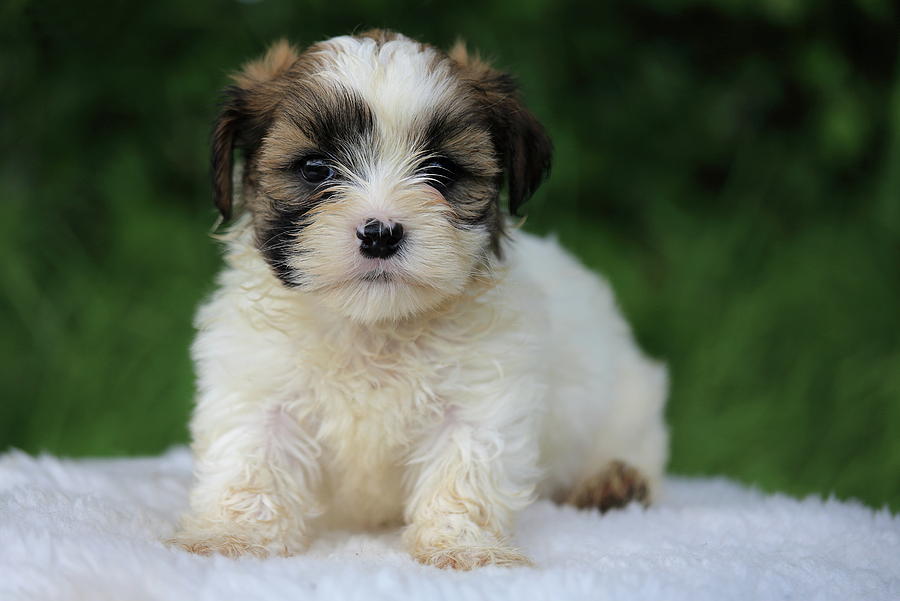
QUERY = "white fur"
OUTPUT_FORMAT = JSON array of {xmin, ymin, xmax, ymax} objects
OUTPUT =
[
  {"xmin": 316, "ymin": 35, "xmax": 456, "ymax": 136},
  {"xmin": 172, "ymin": 220, "xmax": 667, "ymax": 564},
  {"xmin": 7, "ymin": 449, "xmax": 899, "ymax": 601},
  {"xmin": 172, "ymin": 34, "xmax": 668, "ymax": 568}
]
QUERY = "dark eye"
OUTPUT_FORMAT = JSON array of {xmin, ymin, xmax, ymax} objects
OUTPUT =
[
  {"xmin": 418, "ymin": 157, "xmax": 459, "ymax": 194},
  {"xmin": 299, "ymin": 157, "xmax": 334, "ymax": 184}
]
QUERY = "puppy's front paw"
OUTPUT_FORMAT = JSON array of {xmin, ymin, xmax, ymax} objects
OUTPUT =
[
  {"xmin": 169, "ymin": 532, "xmax": 266, "ymax": 558},
  {"xmin": 168, "ymin": 526, "xmax": 307, "ymax": 559},
  {"xmin": 414, "ymin": 543, "xmax": 533, "ymax": 570}
]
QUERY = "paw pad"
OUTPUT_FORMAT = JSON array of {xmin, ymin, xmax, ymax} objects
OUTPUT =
[{"xmin": 566, "ymin": 460, "xmax": 650, "ymax": 512}]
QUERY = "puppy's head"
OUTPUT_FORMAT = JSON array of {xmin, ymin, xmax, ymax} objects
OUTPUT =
[{"xmin": 212, "ymin": 31, "xmax": 551, "ymax": 322}]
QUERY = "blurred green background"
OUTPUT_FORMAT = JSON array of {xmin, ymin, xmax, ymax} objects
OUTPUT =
[{"xmin": 2, "ymin": 0, "xmax": 898, "ymax": 509}]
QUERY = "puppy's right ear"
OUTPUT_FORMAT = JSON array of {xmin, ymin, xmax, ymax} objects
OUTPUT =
[
  {"xmin": 210, "ymin": 86, "xmax": 246, "ymax": 221},
  {"xmin": 211, "ymin": 40, "xmax": 299, "ymax": 220}
]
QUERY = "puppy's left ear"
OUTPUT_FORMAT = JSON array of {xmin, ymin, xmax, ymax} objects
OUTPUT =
[
  {"xmin": 451, "ymin": 42, "xmax": 553, "ymax": 216},
  {"xmin": 211, "ymin": 40, "xmax": 300, "ymax": 220}
]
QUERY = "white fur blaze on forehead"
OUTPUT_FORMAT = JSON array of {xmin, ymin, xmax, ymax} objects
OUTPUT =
[{"xmin": 313, "ymin": 35, "xmax": 457, "ymax": 135}]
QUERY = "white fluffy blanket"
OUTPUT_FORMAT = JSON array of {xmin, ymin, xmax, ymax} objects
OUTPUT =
[{"xmin": 1, "ymin": 448, "xmax": 897, "ymax": 601}]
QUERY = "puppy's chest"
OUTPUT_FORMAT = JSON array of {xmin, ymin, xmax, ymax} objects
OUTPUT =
[
  {"xmin": 289, "ymin": 328, "xmax": 449, "ymax": 524},
  {"xmin": 294, "ymin": 328, "xmax": 449, "ymax": 453}
]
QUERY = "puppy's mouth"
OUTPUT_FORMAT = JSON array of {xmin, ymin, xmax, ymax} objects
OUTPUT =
[
  {"xmin": 355, "ymin": 269, "xmax": 430, "ymax": 290},
  {"xmin": 361, "ymin": 271, "xmax": 394, "ymax": 283}
]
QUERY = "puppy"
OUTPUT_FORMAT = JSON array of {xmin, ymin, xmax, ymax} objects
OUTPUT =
[{"xmin": 171, "ymin": 30, "xmax": 668, "ymax": 570}]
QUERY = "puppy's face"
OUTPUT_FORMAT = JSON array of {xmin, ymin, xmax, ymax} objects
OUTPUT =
[{"xmin": 212, "ymin": 31, "xmax": 551, "ymax": 322}]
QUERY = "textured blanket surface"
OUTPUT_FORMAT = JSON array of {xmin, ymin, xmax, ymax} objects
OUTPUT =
[{"xmin": 1, "ymin": 448, "xmax": 897, "ymax": 601}]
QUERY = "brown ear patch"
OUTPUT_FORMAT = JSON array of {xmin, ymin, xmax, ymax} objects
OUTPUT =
[
  {"xmin": 210, "ymin": 87, "xmax": 243, "ymax": 221},
  {"xmin": 450, "ymin": 42, "xmax": 552, "ymax": 216},
  {"xmin": 448, "ymin": 40, "xmax": 474, "ymax": 68},
  {"xmin": 211, "ymin": 40, "xmax": 303, "ymax": 220},
  {"xmin": 356, "ymin": 29, "xmax": 403, "ymax": 47},
  {"xmin": 233, "ymin": 39, "xmax": 299, "ymax": 89}
]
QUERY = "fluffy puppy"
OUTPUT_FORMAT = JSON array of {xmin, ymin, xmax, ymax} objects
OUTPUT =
[{"xmin": 170, "ymin": 30, "xmax": 668, "ymax": 570}]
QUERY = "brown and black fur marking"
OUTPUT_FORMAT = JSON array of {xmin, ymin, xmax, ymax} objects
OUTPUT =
[
  {"xmin": 209, "ymin": 32, "xmax": 554, "ymax": 286},
  {"xmin": 448, "ymin": 42, "xmax": 553, "ymax": 217},
  {"xmin": 211, "ymin": 40, "xmax": 310, "ymax": 221},
  {"xmin": 565, "ymin": 460, "xmax": 651, "ymax": 513}
]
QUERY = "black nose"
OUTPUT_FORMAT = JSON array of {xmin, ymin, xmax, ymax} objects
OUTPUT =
[{"xmin": 357, "ymin": 219, "xmax": 404, "ymax": 259}]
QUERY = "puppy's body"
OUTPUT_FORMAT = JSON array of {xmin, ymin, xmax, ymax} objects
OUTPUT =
[{"xmin": 173, "ymin": 32, "xmax": 668, "ymax": 569}]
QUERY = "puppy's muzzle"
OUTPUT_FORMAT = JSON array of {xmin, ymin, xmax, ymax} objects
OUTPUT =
[{"xmin": 357, "ymin": 219, "xmax": 404, "ymax": 259}]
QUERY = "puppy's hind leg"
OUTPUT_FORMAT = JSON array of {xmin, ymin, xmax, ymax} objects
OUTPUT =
[
  {"xmin": 563, "ymin": 412, "xmax": 667, "ymax": 513},
  {"xmin": 565, "ymin": 460, "xmax": 651, "ymax": 512},
  {"xmin": 565, "ymin": 353, "xmax": 668, "ymax": 513}
]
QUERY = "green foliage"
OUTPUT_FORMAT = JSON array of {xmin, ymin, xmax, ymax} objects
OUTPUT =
[{"xmin": 2, "ymin": 0, "xmax": 898, "ymax": 507}]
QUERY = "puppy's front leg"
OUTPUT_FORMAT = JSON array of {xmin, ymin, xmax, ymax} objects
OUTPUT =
[
  {"xmin": 170, "ymin": 400, "xmax": 321, "ymax": 558},
  {"xmin": 404, "ymin": 403, "xmax": 540, "ymax": 570}
]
